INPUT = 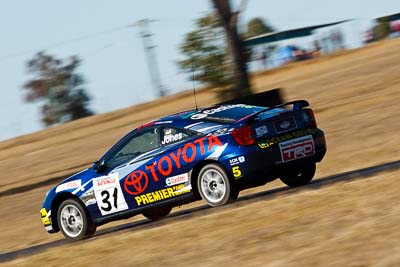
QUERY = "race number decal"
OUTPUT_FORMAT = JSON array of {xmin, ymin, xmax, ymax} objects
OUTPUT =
[
  {"xmin": 279, "ymin": 135, "xmax": 315, "ymax": 163},
  {"xmin": 93, "ymin": 173, "xmax": 128, "ymax": 216}
]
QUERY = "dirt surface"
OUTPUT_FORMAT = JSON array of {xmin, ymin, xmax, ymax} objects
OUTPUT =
[{"xmin": 1, "ymin": 39, "xmax": 400, "ymax": 266}]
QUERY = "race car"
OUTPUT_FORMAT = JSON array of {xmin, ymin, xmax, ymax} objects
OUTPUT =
[{"xmin": 40, "ymin": 100, "xmax": 326, "ymax": 240}]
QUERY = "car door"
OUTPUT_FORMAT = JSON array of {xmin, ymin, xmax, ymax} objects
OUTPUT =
[
  {"xmin": 92, "ymin": 126, "xmax": 164, "ymax": 215},
  {"xmin": 123, "ymin": 126, "xmax": 200, "ymax": 209}
]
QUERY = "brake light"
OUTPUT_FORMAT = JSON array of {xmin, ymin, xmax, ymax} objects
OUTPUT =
[
  {"xmin": 231, "ymin": 125, "xmax": 256, "ymax": 146},
  {"xmin": 304, "ymin": 109, "xmax": 317, "ymax": 127}
]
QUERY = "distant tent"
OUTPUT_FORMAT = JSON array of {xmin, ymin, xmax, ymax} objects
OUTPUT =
[
  {"xmin": 376, "ymin": 12, "xmax": 400, "ymax": 23},
  {"xmin": 275, "ymin": 46, "xmax": 296, "ymax": 65},
  {"xmin": 244, "ymin": 20, "xmax": 351, "ymax": 47}
]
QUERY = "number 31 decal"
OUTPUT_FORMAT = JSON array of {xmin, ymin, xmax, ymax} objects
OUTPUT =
[
  {"xmin": 100, "ymin": 187, "xmax": 118, "ymax": 212},
  {"xmin": 93, "ymin": 174, "xmax": 128, "ymax": 215}
]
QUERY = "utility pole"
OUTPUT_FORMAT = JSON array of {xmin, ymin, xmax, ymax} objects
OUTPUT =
[{"xmin": 130, "ymin": 19, "xmax": 167, "ymax": 98}]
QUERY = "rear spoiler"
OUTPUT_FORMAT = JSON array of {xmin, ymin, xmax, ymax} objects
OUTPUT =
[{"xmin": 246, "ymin": 100, "xmax": 310, "ymax": 123}]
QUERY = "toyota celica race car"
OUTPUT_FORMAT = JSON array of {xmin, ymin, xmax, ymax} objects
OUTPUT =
[{"xmin": 40, "ymin": 100, "xmax": 326, "ymax": 240}]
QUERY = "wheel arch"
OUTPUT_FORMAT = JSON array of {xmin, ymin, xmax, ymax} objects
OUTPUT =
[
  {"xmin": 190, "ymin": 159, "xmax": 235, "ymax": 198},
  {"xmin": 50, "ymin": 192, "xmax": 87, "ymax": 232}
]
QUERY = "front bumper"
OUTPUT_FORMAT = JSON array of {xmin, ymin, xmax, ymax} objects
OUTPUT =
[{"xmin": 40, "ymin": 208, "xmax": 56, "ymax": 233}]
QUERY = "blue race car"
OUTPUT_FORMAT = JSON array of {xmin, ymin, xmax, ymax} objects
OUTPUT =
[{"xmin": 40, "ymin": 100, "xmax": 326, "ymax": 240}]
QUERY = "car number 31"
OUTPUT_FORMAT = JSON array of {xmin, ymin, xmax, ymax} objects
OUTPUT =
[{"xmin": 93, "ymin": 174, "xmax": 128, "ymax": 215}]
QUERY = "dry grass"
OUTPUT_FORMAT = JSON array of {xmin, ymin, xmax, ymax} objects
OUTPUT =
[
  {"xmin": 4, "ymin": 170, "xmax": 400, "ymax": 267},
  {"xmin": 1, "ymin": 38, "xmax": 400, "ymax": 266}
]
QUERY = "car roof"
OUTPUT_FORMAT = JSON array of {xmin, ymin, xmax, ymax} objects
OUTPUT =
[
  {"xmin": 145, "ymin": 104, "xmax": 267, "ymax": 131},
  {"xmin": 137, "ymin": 104, "xmax": 287, "ymax": 133}
]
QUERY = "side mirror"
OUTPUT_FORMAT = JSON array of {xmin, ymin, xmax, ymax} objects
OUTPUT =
[{"xmin": 93, "ymin": 161, "xmax": 106, "ymax": 173}]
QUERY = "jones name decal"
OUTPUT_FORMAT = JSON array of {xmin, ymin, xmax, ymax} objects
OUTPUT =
[{"xmin": 161, "ymin": 133, "xmax": 183, "ymax": 145}]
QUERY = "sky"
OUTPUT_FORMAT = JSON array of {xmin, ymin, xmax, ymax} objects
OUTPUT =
[{"xmin": 0, "ymin": 0, "xmax": 399, "ymax": 141}]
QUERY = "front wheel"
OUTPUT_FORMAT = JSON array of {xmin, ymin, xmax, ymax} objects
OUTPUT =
[
  {"xmin": 57, "ymin": 198, "xmax": 96, "ymax": 241},
  {"xmin": 142, "ymin": 205, "xmax": 172, "ymax": 221},
  {"xmin": 280, "ymin": 163, "xmax": 316, "ymax": 187},
  {"xmin": 197, "ymin": 163, "xmax": 238, "ymax": 207}
]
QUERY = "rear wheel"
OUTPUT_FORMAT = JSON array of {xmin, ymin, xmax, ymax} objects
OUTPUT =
[
  {"xmin": 57, "ymin": 198, "xmax": 96, "ymax": 241},
  {"xmin": 280, "ymin": 163, "xmax": 316, "ymax": 187},
  {"xmin": 197, "ymin": 163, "xmax": 238, "ymax": 206},
  {"xmin": 142, "ymin": 206, "xmax": 172, "ymax": 221}
]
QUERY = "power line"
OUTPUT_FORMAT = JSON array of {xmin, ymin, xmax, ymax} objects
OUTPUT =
[
  {"xmin": 0, "ymin": 25, "xmax": 127, "ymax": 63},
  {"xmin": 0, "ymin": 16, "xmax": 196, "ymax": 64}
]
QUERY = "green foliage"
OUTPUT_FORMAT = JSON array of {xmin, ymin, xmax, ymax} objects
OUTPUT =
[
  {"xmin": 178, "ymin": 15, "xmax": 233, "ymax": 88},
  {"xmin": 246, "ymin": 17, "xmax": 274, "ymax": 38},
  {"xmin": 374, "ymin": 19, "xmax": 391, "ymax": 40},
  {"xmin": 23, "ymin": 52, "xmax": 93, "ymax": 126}
]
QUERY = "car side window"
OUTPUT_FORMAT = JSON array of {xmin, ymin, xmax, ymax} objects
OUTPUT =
[
  {"xmin": 106, "ymin": 127, "xmax": 160, "ymax": 168},
  {"xmin": 161, "ymin": 127, "xmax": 194, "ymax": 146}
]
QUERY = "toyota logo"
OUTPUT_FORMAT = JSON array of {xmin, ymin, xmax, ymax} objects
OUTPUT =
[{"xmin": 124, "ymin": 170, "xmax": 149, "ymax": 195}]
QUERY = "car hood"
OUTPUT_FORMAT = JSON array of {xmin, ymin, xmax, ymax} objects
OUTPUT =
[{"xmin": 52, "ymin": 167, "xmax": 98, "ymax": 194}]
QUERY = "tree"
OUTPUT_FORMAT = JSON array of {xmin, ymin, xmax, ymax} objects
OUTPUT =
[
  {"xmin": 211, "ymin": 0, "xmax": 252, "ymax": 99},
  {"xmin": 179, "ymin": 15, "xmax": 233, "ymax": 89},
  {"xmin": 246, "ymin": 17, "xmax": 274, "ymax": 38},
  {"xmin": 374, "ymin": 18, "xmax": 391, "ymax": 40},
  {"xmin": 23, "ymin": 52, "xmax": 93, "ymax": 126}
]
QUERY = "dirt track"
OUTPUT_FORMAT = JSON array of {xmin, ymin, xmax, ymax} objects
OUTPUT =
[{"xmin": 1, "ymin": 39, "xmax": 400, "ymax": 266}]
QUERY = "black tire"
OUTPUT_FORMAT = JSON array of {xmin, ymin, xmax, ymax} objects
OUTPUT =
[
  {"xmin": 142, "ymin": 205, "xmax": 172, "ymax": 221},
  {"xmin": 57, "ymin": 198, "xmax": 96, "ymax": 241},
  {"xmin": 197, "ymin": 163, "xmax": 238, "ymax": 206},
  {"xmin": 280, "ymin": 163, "xmax": 316, "ymax": 187}
]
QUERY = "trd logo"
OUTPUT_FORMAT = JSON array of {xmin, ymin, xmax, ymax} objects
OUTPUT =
[{"xmin": 279, "ymin": 136, "xmax": 315, "ymax": 162}]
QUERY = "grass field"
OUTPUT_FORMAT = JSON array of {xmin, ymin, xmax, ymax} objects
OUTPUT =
[{"xmin": 1, "ymin": 38, "xmax": 400, "ymax": 266}]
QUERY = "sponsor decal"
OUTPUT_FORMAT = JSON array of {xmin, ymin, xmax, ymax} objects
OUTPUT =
[
  {"xmin": 279, "ymin": 135, "xmax": 315, "ymax": 162},
  {"xmin": 155, "ymin": 120, "xmax": 173, "ymax": 125},
  {"xmin": 213, "ymin": 128, "xmax": 235, "ymax": 135},
  {"xmin": 166, "ymin": 173, "xmax": 189, "ymax": 186},
  {"xmin": 124, "ymin": 171, "xmax": 149, "ymax": 195},
  {"xmin": 55, "ymin": 179, "xmax": 81, "ymax": 193},
  {"xmin": 124, "ymin": 135, "xmax": 223, "ymax": 195},
  {"xmin": 161, "ymin": 133, "xmax": 183, "ymax": 145},
  {"xmin": 40, "ymin": 208, "xmax": 51, "ymax": 226},
  {"xmin": 229, "ymin": 156, "xmax": 246, "ymax": 166},
  {"xmin": 96, "ymin": 175, "xmax": 117, "ymax": 188},
  {"xmin": 255, "ymin": 125, "xmax": 268, "ymax": 136},
  {"xmin": 229, "ymin": 158, "xmax": 239, "ymax": 165},
  {"xmin": 135, "ymin": 184, "xmax": 190, "ymax": 206},
  {"xmin": 93, "ymin": 173, "xmax": 128, "ymax": 216},
  {"xmin": 258, "ymin": 128, "xmax": 317, "ymax": 149},
  {"xmin": 190, "ymin": 104, "xmax": 246, "ymax": 120}
]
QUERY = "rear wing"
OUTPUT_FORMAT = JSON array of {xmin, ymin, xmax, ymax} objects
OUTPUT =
[{"xmin": 246, "ymin": 100, "xmax": 310, "ymax": 124}]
